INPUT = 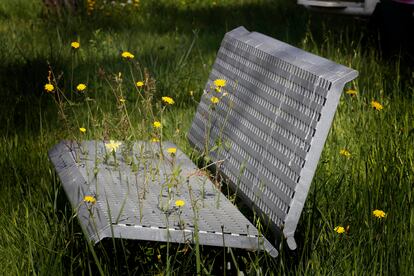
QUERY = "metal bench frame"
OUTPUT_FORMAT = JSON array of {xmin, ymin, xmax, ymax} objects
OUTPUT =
[
  {"xmin": 49, "ymin": 26, "xmax": 358, "ymax": 257},
  {"xmin": 189, "ymin": 26, "xmax": 358, "ymax": 249}
]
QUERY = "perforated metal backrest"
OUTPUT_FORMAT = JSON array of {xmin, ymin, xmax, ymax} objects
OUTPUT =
[{"xmin": 188, "ymin": 26, "xmax": 358, "ymax": 249}]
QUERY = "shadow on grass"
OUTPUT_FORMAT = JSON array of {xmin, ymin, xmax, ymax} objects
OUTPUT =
[
  {"xmin": 3, "ymin": 0, "xmax": 388, "ymax": 134},
  {"xmin": 0, "ymin": 58, "xmax": 56, "ymax": 136}
]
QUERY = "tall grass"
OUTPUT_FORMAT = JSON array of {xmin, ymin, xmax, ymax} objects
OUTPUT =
[{"xmin": 0, "ymin": 0, "xmax": 413, "ymax": 274}]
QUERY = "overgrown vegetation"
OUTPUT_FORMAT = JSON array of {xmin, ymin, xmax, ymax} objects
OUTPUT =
[{"xmin": 0, "ymin": 0, "xmax": 413, "ymax": 274}]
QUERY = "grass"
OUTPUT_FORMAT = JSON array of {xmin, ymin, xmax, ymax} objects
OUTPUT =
[{"xmin": 0, "ymin": 0, "xmax": 413, "ymax": 274}]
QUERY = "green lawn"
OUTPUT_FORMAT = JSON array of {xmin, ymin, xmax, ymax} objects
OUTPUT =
[{"xmin": 0, "ymin": 0, "xmax": 413, "ymax": 274}]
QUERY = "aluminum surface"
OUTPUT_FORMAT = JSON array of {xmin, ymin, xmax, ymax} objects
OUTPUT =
[
  {"xmin": 188, "ymin": 26, "xmax": 358, "ymax": 249},
  {"xmin": 49, "ymin": 140, "xmax": 278, "ymax": 257}
]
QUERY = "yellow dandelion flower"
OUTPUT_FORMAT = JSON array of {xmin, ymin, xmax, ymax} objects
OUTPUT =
[
  {"xmin": 136, "ymin": 81, "xmax": 144, "ymax": 87},
  {"xmin": 153, "ymin": 121, "xmax": 162, "ymax": 128},
  {"xmin": 105, "ymin": 140, "xmax": 122, "ymax": 153},
  {"xmin": 214, "ymin": 79, "xmax": 226, "ymax": 87},
  {"xmin": 373, "ymin": 209, "xmax": 386, "ymax": 219},
  {"xmin": 346, "ymin": 89, "xmax": 357, "ymax": 96},
  {"xmin": 210, "ymin": 96, "xmax": 220, "ymax": 104},
  {"xmin": 76, "ymin": 83, "xmax": 87, "ymax": 92},
  {"xmin": 340, "ymin": 149, "xmax": 351, "ymax": 158},
  {"xmin": 83, "ymin": 195, "xmax": 96, "ymax": 204},
  {"xmin": 175, "ymin": 199, "xmax": 185, "ymax": 207},
  {"xmin": 334, "ymin": 226, "xmax": 345, "ymax": 234},
  {"xmin": 44, "ymin": 83, "xmax": 54, "ymax": 93},
  {"xmin": 167, "ymin": 147, "xmax": 177, "ymax": 154},
  {"xmin": 119, "ymin": 98, "xmax": 126, "ymax": 103},
  {"xmin": 79, "ymin": 127, "xmax": 86, "ymax": 133},
  {"xmin": 161, "ymin": 96, "xmax": 175, "ymax": 105},
  {"xmin": 71, "ymin": 41, "xmax": 80, "ymax": 49},
  {"xmin": 151, "ymin": 137, "xmax": 160, "ymax": 143},
  {"xmin": 371, "ymin": 100, "xmax": 383, "ymax": 111},
  {"xmin": 121, "ymin": 51, "xmax": 134, "ymax": 59}
]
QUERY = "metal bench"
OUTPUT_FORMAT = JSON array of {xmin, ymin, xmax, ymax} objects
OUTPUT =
[{"xmin": 49, "ymin": 26, "xmax": 358, "ymax": 257}]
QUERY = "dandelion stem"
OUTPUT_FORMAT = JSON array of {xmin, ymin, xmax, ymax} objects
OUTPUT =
[{"xmin": 70, "ymin": 52, "xmax": 74, "ymax": 95}]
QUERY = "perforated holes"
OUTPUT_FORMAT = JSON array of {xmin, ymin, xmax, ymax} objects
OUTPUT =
[
  {"xmin": 219, "ymin": 47, "xmax": 311, "ymax": 110},
  {"xmin": 210, "ymin": 38, "xmax": 331, "ymax": 206}
]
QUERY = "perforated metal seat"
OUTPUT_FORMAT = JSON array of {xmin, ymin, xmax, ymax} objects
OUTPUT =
[
  {"xmin": 189, "ymin": 26, "xmax": 358, "ymax": 250},
  {"xmin": 49, "ymin": 140, "xmax": 277, "ymax": 256},
  {"xmin": 49, "ymin": 26, "xmax": 357, "ymax": 257}
]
